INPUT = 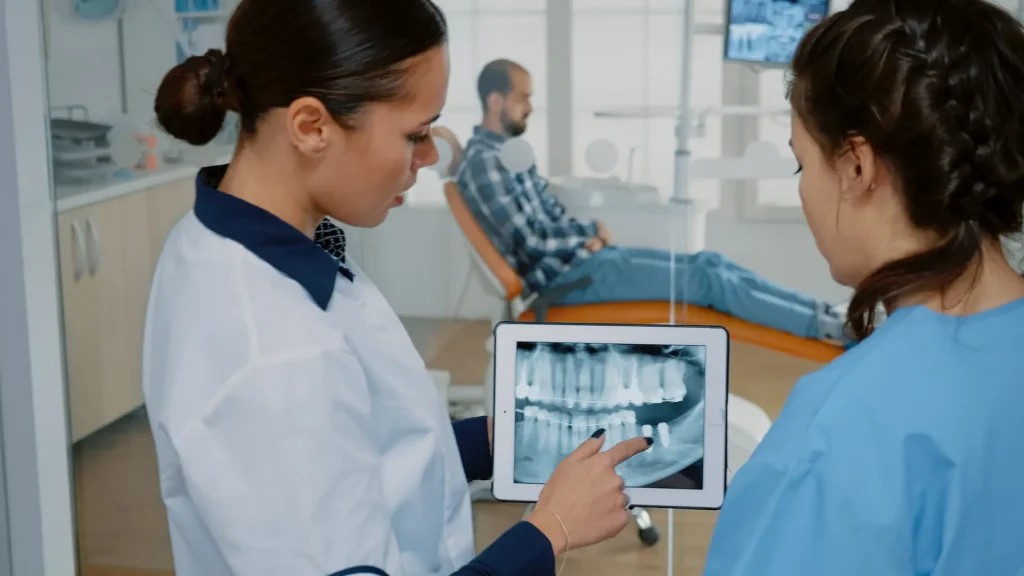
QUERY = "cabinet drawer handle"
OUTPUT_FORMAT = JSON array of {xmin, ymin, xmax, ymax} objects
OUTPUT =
[
  {"xmin": 85, "ymin": 218, "xmax": 101, "ymax": 276},
  {"xmin": 71, "ymin": 220, "xmax": 87, "ymax": 282}
]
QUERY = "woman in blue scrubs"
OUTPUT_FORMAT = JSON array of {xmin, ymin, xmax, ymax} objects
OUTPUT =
[
  {"xmin": 705, "ymin": 0, "xmax": 1024, "ymax": 574},
  {"xmin": 142, "ymin": 1, "xmax": 651, "ymax": 575}
]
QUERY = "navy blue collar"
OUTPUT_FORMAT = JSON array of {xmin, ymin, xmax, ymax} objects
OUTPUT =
[{"xmin": 192, "ymin": 165, "xmax": 350, "ymax": 311}]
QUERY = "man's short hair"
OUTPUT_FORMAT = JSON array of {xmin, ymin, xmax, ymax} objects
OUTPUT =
[{"xmin": 477, "ymin": 59, "xmax": 526, "ymax": 111}]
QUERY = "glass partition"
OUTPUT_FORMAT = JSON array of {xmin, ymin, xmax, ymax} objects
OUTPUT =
[
  {"xmin": 44, "ymin": 1, "xmax": 233, "ymax": 574},
  {"xmin": 35, "ymin": 0, "xmax": 836, "ymax": 575}
]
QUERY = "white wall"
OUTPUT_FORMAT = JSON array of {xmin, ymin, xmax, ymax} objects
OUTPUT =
[
  {"xmin": 706, "ymin": 188, "xmax": 852, "ymax": 303},
  {"xmin": 44, "ymin": 0, "xmax": 123, "ymax": 121},
  {"xmin": 346, "ymin": 206, "xmax": 505, "ymax": 321},
  {"xmin": 44, "ymin": 0, "xmax": 231, "ymax": 125}
]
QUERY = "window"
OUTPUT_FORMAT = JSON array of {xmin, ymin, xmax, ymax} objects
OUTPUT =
[
  {"xmin": 406, "ymin": 1, "xmax": 548, "ymax": 205},
  {"xmin": 571, "ymin": 0, "xmax": 726, "ymax": 211}
]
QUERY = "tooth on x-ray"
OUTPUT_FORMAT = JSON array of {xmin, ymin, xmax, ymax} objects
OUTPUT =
[
  {"xmin": 514, "ymin": 344, "xmax": 688, "ymax": 408},
  {"xmin": 513, "ymin": 342, "xmax": 706, "ymax": 487}
]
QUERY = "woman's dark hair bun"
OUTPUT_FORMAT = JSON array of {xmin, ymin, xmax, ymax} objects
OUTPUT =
[
  {"xmin": 153, "ymin": 0, "xmax": 447, "ymax": 141},
  {"xmin": 154, "ymin": 49, "xmax": 232, "ymax": 146}
]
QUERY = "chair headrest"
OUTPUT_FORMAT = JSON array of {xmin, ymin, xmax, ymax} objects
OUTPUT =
[{"xmin": 431, "ymin": 126, "xmax": 464, "ymax": 180}]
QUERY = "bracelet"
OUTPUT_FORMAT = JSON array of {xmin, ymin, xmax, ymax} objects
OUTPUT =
[{"xmin": 533, "ymin": 506, "xmax": 570, "ymax": 576}]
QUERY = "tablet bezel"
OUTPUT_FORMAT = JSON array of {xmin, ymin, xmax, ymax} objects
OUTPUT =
[{"xmin": 491, "ymin": 321, "xmax": 729, "ymax": 510}]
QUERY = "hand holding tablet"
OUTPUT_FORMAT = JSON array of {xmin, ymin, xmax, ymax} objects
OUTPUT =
[
  {"xmin": 491, "ymin": 322, "xmax": 729, "ymax": 510},
  {"xmin": 526, "ymin": 432, "xmax": 653, "ymax": 553}
]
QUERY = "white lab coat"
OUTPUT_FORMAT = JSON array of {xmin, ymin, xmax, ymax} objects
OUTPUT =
[{"xmin": 142, "ymin": 169, "xmax": 476, "ymax": 576}]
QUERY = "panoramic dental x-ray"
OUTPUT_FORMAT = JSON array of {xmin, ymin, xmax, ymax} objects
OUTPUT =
[{"xmin": 513, "ymin": 342, "xmax": 706, "ymax": 490}]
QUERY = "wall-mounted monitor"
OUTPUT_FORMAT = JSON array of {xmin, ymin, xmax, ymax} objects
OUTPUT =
[{"xmin": 724, "ymin": 0, "xmax": 831, "ymax": 66}]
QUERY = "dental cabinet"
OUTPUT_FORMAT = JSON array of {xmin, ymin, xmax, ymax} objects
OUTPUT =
[{"xmin": 57, "ymin": 176, "xmax": 196, "ymax": 442}]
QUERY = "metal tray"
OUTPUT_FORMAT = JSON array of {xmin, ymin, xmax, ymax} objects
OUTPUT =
[{"xmin": 50, "ymin": 118, "xmax": 112, "ymax": 142}]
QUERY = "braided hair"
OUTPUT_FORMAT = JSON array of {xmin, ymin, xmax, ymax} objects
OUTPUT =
[{"xmin": 788, "ymin": 0, "xmax": 1024, "ymax": 340}]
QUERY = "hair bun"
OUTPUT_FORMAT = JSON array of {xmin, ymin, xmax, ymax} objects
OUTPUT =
[
  {"xmin": 202, "ymin": 49, "xmax": 229, "ymax": 105},
  {"xmin": 153, "ymin": 49, "xmax": 233, "ymax": 146}
]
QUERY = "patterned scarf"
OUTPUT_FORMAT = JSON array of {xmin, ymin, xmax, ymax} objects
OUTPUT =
[{"xmin": 314, "ymin": 218, "xmax": 354, "ymax": 281}]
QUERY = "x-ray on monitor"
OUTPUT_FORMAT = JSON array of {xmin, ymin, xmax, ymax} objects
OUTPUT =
[{"xmin": 724, "ymin": 0, "xmax": 831, "ymax": 65}]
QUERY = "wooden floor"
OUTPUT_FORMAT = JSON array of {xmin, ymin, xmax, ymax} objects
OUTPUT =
[{"xmin": 74, "ymin": 319, "xmax": 824, "ymax": 576}]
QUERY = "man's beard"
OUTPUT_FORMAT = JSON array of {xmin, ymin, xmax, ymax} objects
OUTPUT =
[{"xmin": 501, "ymin": 112, "xmax": 527, "ymax": 137}]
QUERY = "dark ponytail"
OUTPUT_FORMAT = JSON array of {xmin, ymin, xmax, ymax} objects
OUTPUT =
[
  {"xmin": 789, "ymin": 0, "xmax": 1024, "ymax": 339},
  {"xmin": 153, "ymin": 0, "xmax": 447, "ymax": 146},
  {"xmin": 154, "ymin": 49, "xmax": 233, "ymax": 146}
]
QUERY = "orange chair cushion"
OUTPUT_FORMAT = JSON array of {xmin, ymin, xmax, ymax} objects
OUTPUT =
[
  {"xmin": 517, "ymin": 301, "xmax": 844, "ymax": 364},
  {"xmin": 444, "ymin": 182, "xmax": 524, "ymax": 300}
]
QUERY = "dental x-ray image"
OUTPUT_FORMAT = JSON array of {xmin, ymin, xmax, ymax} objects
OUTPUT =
[
  {"xmin": 513, "ymin": 342, "xmax": 706, "ymax": 490},
  {"xmin": 725, "ymin": 0, "xmax": 829, "ymax": 65}
]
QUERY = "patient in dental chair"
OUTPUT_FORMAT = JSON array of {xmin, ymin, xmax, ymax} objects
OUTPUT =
[{"xmin": 455, "ymin": 59, "xmax": 849, "ymax": 343}]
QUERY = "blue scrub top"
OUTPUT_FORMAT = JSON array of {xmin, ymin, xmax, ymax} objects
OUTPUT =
[{"xmin": 705, "ymin": 297, "xmax": 1024, "ymax": 576}]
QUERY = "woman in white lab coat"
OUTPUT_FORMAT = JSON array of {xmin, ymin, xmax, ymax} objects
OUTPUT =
[{"xmin": 142, "ymin": 1, "xmax": 652, "ymax": 575}]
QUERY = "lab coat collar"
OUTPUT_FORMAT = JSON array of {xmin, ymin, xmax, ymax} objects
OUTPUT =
[{"xmin": 193, "ymin": 165, "xmax": 342, "ymax": 311}]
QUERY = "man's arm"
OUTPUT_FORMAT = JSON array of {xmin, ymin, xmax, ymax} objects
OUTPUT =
[
  {"xmin": 460, "ymin": 154, "xmax": 597, "ymax": 261},
  {"xmin": 533, "ymin": 171, "xmax": 597, "ymax": 238}
]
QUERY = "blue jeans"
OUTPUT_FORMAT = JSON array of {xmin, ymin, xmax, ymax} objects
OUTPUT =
[{"xmin": 547, "ymin": 247, "xmax": 823, "ymax": 339}]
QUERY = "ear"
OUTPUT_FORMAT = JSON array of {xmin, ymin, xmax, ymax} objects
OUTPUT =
[
  {"xmin": 285, "ymin": 96, "xmax": 335, "ymax": 157},
  {"xmin": 486, "ymin": 92, "xmax": 504, "ymax": 115},
  {"xmin": 838, "ymin": 135, "xmax": 879, "ymax": 200}
]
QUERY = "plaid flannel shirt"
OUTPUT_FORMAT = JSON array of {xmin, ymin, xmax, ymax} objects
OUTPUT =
[{"xmin": 455, "ymin": 126, "xmax": 596, "ymax": 295}]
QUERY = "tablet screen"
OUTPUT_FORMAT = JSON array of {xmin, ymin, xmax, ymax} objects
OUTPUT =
[{"xmin": 513, "ymin": 341, "xmax": 706, "ymax": 490}]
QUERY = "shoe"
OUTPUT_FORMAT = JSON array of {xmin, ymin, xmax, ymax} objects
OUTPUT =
[
  {"xmin": 469, "ymin": 479, "xmax": 495, "ymax": 502},
  {"xmin": 830, "ymin": 300, "xmax": 850, "ymax": 317},
  {"xmin": 816, "ymin": 301, "xmax": 851, "ymax": 343}
]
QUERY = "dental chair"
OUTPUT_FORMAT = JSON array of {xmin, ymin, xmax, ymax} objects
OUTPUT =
[{"xmin": 432, "ymin": 127, "xmax": 844, "ymax": 365}]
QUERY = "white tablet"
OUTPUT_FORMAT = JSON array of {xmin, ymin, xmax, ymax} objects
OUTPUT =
[{"xmin": 491, "ymin": 321, "xmax": 728, "ymax": 510}]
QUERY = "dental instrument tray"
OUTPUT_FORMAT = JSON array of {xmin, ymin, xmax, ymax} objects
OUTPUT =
[{"xmin": 490, "ymin": 321, "xmax": 729, "ymax": 510}]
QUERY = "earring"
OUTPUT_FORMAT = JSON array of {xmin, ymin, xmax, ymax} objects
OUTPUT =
[{"xmin": 869, "ymin": 182, "xmax": 877, "ymax": 190}]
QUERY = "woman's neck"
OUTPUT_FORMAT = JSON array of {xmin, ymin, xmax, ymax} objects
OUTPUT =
[
  {"xmin": 892, "ymin": 236, "xmax": 1024, "ymax": 316},
  {"xmin": 217, "ymin": 143, "xmax": 324, "ymax": 238}
]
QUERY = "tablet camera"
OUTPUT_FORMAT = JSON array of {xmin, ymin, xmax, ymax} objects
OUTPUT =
[{"xmin": 512, "ymin": 343, "xmax": 707, "ymax": 489}]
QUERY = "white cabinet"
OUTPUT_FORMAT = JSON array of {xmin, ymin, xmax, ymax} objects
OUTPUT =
[{"xmin": 58, "ymin": 179, "xmax": 195, "ymax": 442}]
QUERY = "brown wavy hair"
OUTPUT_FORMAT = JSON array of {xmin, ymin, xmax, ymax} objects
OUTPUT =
[{"xmin": 788, "ymin": 0, "xmax": 1024, "ymax": 340}]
